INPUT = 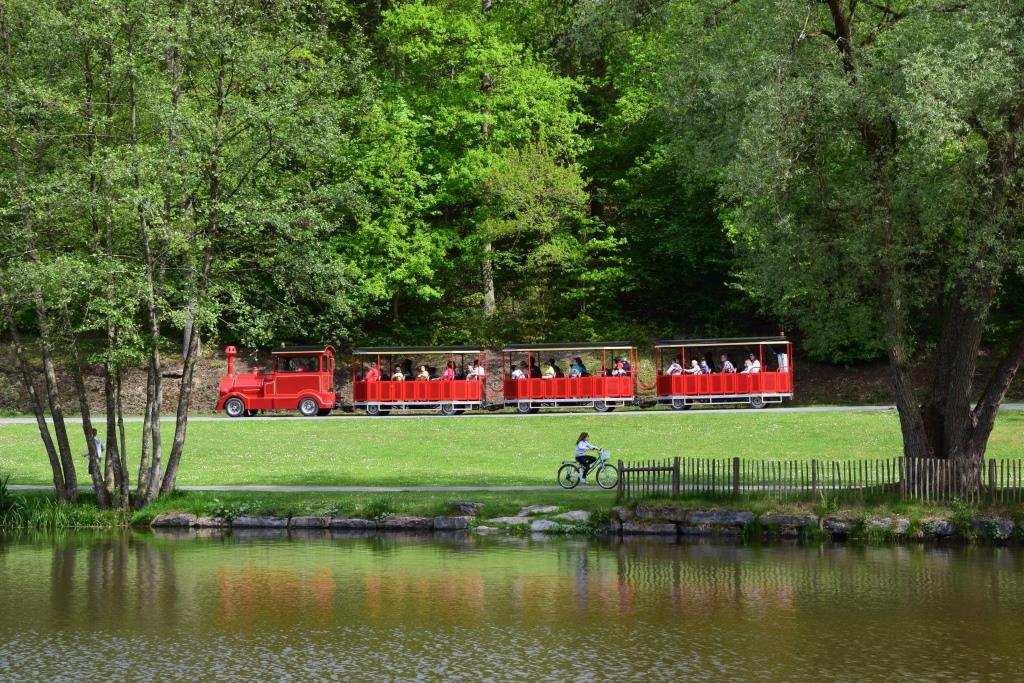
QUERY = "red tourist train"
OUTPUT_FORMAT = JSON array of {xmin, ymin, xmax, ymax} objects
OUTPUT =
[{"xmin": 216, "ymin": 335, "xmax": 793, "ymax": 416}]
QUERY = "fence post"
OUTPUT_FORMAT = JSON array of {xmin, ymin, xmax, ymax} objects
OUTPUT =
[
  {"xmin": 672, "ymin": 457, "xmax": 680, "ymax": 498},
  {"xmin": 732, "ymin": 457, "xmax": 740, "ymax": 496},
  {"xmin": 617, "ymin": 459, "xmax": 624, "ymax": 500},
  {"xmin": 811, "ymin": 459, "xmax": 818, "ymax": 498},
  {"xmin": 988, "ymin": 459, "xmax": 996, "ymax": 504}
]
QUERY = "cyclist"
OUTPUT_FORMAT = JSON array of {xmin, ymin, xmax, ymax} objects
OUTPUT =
[{"xmin": 575, "ymin": 432, "xmax": 602, "ymax": 483}]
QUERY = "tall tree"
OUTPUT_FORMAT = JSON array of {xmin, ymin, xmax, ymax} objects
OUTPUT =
[{"xmin": 658, "ymin": 0, "xmax": 1024, "ymax": 486}]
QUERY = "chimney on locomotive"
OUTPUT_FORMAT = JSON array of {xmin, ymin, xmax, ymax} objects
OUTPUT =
[{"xmin": 225, "ymin": 346, "xmax": 237, "ymax": 376}]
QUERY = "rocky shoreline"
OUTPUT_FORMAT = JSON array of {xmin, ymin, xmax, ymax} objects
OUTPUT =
[{"xmin": 150, "ymin": 501, "xmax": 1021, "ymax": 543}]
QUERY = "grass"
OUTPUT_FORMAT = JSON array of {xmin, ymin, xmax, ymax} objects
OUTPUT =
[
  {"xmin": 5, "ymin": 486, "xmax": 1022, "ymax": 533},
  {"xmin": 0, "ymin": 486, "xmax": 129, "ymax": 529},
  {"xmin": 2, "ymin": 411, "xmax": 1023, "ymax": 487}
]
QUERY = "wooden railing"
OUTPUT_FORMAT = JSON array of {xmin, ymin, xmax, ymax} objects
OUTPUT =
[{"xmin": 617, "ymin": 456, "xmax": 1024, "ymax": 503}]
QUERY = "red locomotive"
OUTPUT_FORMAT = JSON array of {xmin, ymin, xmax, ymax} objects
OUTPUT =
[{"xmin": 216, "ymin": 345, "xmax": 337, "ymax": 417}]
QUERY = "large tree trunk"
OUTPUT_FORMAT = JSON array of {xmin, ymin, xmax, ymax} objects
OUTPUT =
[
  {"xmin": 67, "ymin": 331, "xmax": 109, "ymax": 508},
  {"xmin": 157, "ymin": 53, "xmax": 224, "ymax": 498},
  {"xmin": 160, "ymin": 322, "xmax": 203, "ymax": 495},
  {"xmin": 3, "ymin": 303, "xmax": 72, "ymax": 499},
  {"xmin": 481, "ymin": 242, "xmax": 496, "ymax": 316},
  {"xmin": 26, "ymin": 225, "xmax": 78, "ymax": 503}
]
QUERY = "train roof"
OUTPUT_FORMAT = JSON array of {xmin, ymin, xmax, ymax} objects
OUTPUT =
[
  {"xmin": 654, "ymin": 336, "xmax": 788, "ymax": 348},
  {"xmin": 354, "ymin": 345, "xmax": 484, "ymax": 355},
  {"xmin": 503, "ymin": 341, "xmax": 635, "ymax": 352},
  {"xmin": 271, "ymin": 345, "xmax": 335, "ymax": 354}
]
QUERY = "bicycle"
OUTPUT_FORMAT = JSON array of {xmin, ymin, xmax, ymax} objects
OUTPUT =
[{"xmin": 557, "ymin": 449, "xmax": 619, "ymax": 490}]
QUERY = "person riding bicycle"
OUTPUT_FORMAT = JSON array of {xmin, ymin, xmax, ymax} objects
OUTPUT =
[{"xmin": 575, "ymin": 432, "xmax": 602, "ymax": 483}]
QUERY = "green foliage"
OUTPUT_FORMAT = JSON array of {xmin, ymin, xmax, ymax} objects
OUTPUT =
[
  {"xmin": 0, "ymin": 488, "xmax": 127, "ymax": 529},
  {"xmin": 0, "ymin": 475, "xmax": 27, "ymax": 524},
  {"xmin": 363, "ymin": 496, "xmax": 397, "ymax": 520},
  {"xmin": 653, "ymin": 0, "xmax": 1024, "ymax": 360}
]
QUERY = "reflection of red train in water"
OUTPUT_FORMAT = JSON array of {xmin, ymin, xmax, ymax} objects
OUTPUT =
[{"xmin": 216, "ymin": 336, "xmax": 793, "ymax": 417}]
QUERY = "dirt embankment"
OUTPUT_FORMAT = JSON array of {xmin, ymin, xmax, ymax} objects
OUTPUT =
[{"xmin": 0, "ymin": 344, "xmax": 1019, "ymax": 415}]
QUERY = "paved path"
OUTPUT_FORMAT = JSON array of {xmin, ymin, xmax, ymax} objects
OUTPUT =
[
  {"xmin": 2, "ymin": 403, "xmax": 1023, "ymax": 424},
  {"xmin": 9, "ymin": 484, "xmax": 570, "ymax": 493}
]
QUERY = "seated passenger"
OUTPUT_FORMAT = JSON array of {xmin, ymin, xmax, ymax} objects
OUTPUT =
[
  {"xmin": 529, "ymin": 361, "xmax": 542, "ymax": 378},
  {"xmin": 619, "ymin": 357, "xmax": 632, "ymax": 374},
  {"xmin": 542, "ymin": 363, "xmax": 556, "ymax": 379},
  {"xmin": 684, "ymin": 359, "xmax": 700, "ymax": 374},
  {"xmin": 699, "ymin": 359, "xmax": 711, "ymax": 375},
  {"xmin": 416, "ymin": 365, "xmax": 430, "ymax": 381},
  {"xmin": 391, "ymin": 366, "xmax": 405, "ymax": 381},
  {"xmin": 402, "ymin": 359, "xmax": 414, "ymax": 380},
  {"xmin": 569, "ymin": 357, "xmax": 587, "ymax": 377},
  {"xmin": 748, "ymin": 353, "xmax": 761, "ymax": 373},
  {"xmin": 720, "ymin": 354, "xmax": 736, "ymax": 373},
  {"xmin": 438, "ymin": 361, "xmax": 455, "ymax": 381},
  {"xmin": 365, "ymin": 361, "xmax": 381, "ymax": 382},
  {"xmin": 666, "ymin": 359, "xmax": 683, "ymax": 375},
  {"xmin": 546, "ymin": 358, "xmax": 564, "ymax": 378},
  {"xmin": 467, "ymin": 360, "xmax": 486, "ymax": 379},
  {"xmin": 611, "ymin": 360, "xmax": 627, "ymax": 376},
  {"xmin": 740, "ymin": 359, "xmax": 753, "ymax": 374},
  {"xmin": 511, "ymin": 362, "xmax": 527, "ymax": 380}
]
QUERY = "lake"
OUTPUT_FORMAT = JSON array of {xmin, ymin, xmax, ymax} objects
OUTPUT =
[{"xmin": 0, "ymin": 531, "xmax": 1020, "ymax": 681}]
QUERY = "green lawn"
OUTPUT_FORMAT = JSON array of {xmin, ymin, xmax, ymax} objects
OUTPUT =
[{"xmin": 2, "ymin": 411, "xmax": 1023, "ymax": 487}]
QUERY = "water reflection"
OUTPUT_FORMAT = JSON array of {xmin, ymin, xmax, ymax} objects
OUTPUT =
[{"xmin": 0, "ymin": 532, "xmax": 1021, "ymax": 681}]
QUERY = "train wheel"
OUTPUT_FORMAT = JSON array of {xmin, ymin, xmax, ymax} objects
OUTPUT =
[
  {"xmin": 671, "ymin": 398, "xmax": 691, "ymax": 411},
  {"xmin": 366, "ymin": 404, "xmax": 383, "ymax": 417},
  {"xmin": 593, "ymin": 400, "xmax": 612, "ymax": 413},
  {"xmin": 440, "ymin": 403, "xmax": 456, "ymax": 416},
  {"xmin": 750, "ymin": 397, "xmax": 767, "ymax": 409},
  {"xmin": 298, "ymin": 397, "xmax": 319, "ymax": 417},
  {"xmin": 224, "ymin": 397, "xmax": 245, "ymax": 418},
  {"xmin": 516, "ymin": 402, "xmax": 533, "ymax": 415}
]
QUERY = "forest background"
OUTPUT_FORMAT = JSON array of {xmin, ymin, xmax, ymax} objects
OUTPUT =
[{"xmin": 2, "ymin": 0, "xmax": 1022, "ymax": 506}]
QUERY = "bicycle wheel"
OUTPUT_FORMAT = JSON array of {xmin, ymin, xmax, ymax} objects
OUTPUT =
[
  {"xmin": 595, "ymin": 464, "xmax": 619, "ymax": 490},
  {"xmin": 557, "ymin": 464, "xmax": 580, "ymax": 489}
]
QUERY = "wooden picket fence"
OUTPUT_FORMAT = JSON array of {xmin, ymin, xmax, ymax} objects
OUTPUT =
[{"xmin": 616, "ymin": 456, "xmax": 1024, "ymax": 503}]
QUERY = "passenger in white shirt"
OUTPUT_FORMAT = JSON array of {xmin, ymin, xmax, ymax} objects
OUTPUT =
[
  {"xmin": 684, "ymin": 359, "xmax": 700, "ymax": 374},
  {"xmin": 666, "ymin": 360, "xmax": 683, "ymax": 375},
  {"xmin": 747, "ymin": 354, "xmax": 761, "ymax": 373},
  {"xmin": 511, "ymin": 363, "xmax": 527, "ymax": 380}
]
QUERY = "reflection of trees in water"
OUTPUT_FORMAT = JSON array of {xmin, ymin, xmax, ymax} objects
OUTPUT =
[
  {"xmin": 49, "ymin": 536, "xmax": 77, "ymax": 624},
  {"xmin": 12, "ymin": 533, "xmax": 1024, "ymax": 636},
  {"xmin": 602, "ymin": 540, "xmax": 1024, "ymax": 620},
  {"xmin": 41, "ymin": 532, "xmax": 182, "ymax": 630}
]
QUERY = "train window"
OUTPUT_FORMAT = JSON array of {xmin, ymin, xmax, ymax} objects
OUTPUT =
[{"xmin": 280, "ymin": 356, "xmax": 319, "ymax": 372}]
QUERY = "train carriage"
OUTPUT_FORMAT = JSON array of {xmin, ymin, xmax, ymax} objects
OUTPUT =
[
  {"xmin": 352, "ymin": 345, "xmax": 487, "ymax": 416},
  {"xmin": 502, "ymin": 342, "xmax": 638, "ymax": 413},
  {"xmin": 654, "ymin": 336, "xmax": 793, "ymax": 409}
]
